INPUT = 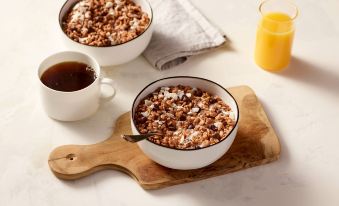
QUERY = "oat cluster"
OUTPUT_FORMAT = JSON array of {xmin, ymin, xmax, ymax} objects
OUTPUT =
[
  {"xmin": 135, "ymin": 85, "xmax": 236, "ymax": 149},
  {"xmin": 62, "ymin": 0, "xmax": 150, "ymax": 46}
]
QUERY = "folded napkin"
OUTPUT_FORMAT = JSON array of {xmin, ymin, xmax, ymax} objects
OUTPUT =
[{"xmin": 143, "ymin": 0, "xmax": 227, "ymax": 70}]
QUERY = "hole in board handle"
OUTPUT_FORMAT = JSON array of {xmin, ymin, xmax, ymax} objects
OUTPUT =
[{"xmin": 66, "ymin": 153, "xmax": 76, "ymax": 161}]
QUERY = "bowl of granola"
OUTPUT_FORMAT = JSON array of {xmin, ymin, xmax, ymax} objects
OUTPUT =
[
  {"xmin": 59, "ymin": 0, "xmax": 153, "ymax": 66},
  {"xmin": 131, "ymin": 76, "xmax": 239, "ymax": 170}
]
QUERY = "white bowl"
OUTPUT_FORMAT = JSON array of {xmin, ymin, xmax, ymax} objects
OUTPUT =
[
  {"xmin": 131, "ymin": 76, "xmax": 239, "ymax": 170},
  {"xmin": 58, "ymin": 0, "xmax": 153, "ymax": 66}
]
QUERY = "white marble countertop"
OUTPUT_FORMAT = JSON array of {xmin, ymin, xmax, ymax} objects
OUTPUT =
[{"xmin": 1, "ymin": 0, "xmax": 339, "ymax": 205}]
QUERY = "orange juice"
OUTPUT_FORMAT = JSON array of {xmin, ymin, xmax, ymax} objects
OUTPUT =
[{"xmin": 255, "ymin": 12, "xmax": 295, "ymax": 71}]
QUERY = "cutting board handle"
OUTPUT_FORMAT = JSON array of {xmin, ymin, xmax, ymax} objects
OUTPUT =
[
  {"xmin": 48, "ymin": 140, "xmax": 133, "ymax": 180},
  {"xmin": 48, "ymin": 113, "xmax": 141, "ymax": 180}
]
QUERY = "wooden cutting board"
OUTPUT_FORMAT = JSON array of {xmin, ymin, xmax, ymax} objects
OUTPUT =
[{"xmin": 48, "ymin": 85, "xmax": 280, "ymax": 190}]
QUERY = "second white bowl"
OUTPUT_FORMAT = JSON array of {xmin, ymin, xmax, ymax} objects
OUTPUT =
[{"xmin": 58, "ymin": 0, "xmax": 153, "ymax": 66}]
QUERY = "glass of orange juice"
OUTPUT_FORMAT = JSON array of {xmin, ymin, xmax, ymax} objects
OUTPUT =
[{"xmin": 254, "ymin": 0, "xmax": 298, "ymax": 71}]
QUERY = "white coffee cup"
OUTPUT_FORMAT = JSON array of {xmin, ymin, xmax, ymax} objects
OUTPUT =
[{"xmin": 38, "ymin": 51, "xmax": 116, "ymax": 121}]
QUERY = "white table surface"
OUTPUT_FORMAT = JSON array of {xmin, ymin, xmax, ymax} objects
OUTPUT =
[{"xmin": 1, "ymin": 0, "xmax": 339, "ymax": 205}]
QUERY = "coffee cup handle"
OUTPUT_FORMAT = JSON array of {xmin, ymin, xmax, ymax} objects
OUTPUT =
[{"xmin": 99, "ymin": 77, "xmax": 116, "ymax": 103}]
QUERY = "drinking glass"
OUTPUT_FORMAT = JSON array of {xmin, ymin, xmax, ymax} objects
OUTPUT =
[{"xmin": 254, "ymin": 0, "xmax": 298, "ymax": 71}]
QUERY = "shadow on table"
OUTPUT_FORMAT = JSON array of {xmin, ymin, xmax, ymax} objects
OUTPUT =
[
  {"xmin": 278, "ymin": 57, "xmax": 339, "ymax": 96},
  {"xmin": 145, "ymin": 98, "xmax": 308, "ymax": 206},
  {"xmin": 53, "ymin": 101, "xmax": 125, "ymax": 143}
]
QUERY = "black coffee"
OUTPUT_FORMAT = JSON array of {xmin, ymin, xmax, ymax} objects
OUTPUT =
[{"xmin": 41, "ymin": 62, "xmax": 96, "ymax": 92}]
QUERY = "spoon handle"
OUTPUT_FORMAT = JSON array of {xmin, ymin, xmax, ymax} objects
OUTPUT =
[{"xmin": 122, "ymin": 133, "xmax": 160, "ymax": 143}]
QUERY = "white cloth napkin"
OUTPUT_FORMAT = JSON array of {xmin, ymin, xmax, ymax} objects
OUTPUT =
[{"xmin": 143, "ymin": 0, "xmax": 227, "ymax": 70}]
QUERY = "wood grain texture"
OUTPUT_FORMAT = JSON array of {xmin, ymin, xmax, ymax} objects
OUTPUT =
[{"xmin": 48, "ymin": 85, "xmax": 280, "ymax": 189}]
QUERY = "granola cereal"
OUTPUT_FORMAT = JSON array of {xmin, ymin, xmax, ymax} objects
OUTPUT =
[
  {"xmin": 62, "ymin": 0, "xmax": 150, "ymax": 46},
  {"xmin": 134, "ymin": 85, "xmax": 236, "ymax": 149}
]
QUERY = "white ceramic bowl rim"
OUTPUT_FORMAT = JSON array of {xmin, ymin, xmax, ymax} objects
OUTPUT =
[
  {"xmin": 131, "ymin": 76, "xmax": 240, "ymax": 151},
  {"xmin": 58, "ymin": 0, "xmax": 154, "ymax": 48}
]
